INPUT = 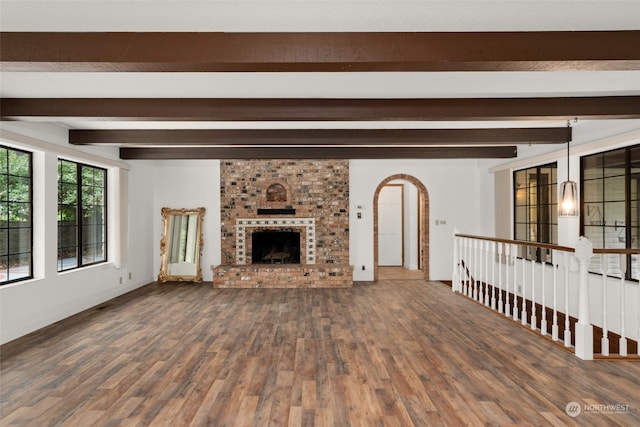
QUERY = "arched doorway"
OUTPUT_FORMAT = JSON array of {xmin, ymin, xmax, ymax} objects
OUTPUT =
[{"xmin": 373, "ymin": 174, "xmax": 430, "ymax": 281}]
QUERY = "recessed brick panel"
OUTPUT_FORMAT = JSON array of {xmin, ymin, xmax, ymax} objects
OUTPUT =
[{"xmin": 216, "ymin": 159, "xmax": 351, "ymax": 288}]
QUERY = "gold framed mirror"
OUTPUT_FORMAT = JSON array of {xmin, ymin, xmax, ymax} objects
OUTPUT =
[{"xmin": 158, "ymin": 207, "xmax": 205, "ymax": 283}]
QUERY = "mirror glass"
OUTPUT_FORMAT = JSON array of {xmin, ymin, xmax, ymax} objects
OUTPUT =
[{"xmin": 158, "ymin": 207, "xmax": 205, "ymax": 283}]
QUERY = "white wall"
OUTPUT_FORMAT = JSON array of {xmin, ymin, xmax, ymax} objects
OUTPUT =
[
  {"xmin": 0, "ymin": 123, "xmax": 156, "ymax": 344},
  {"xmin": 152, "ymin": 160, "xmax": 221, "ymax": 282},
  {"xmin": 350, "ymin": 159, "xmax": 483, "ymax": 281}
]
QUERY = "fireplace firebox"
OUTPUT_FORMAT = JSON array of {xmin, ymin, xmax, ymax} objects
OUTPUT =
[{"xmin": 251, "ymin": 230, "xmax": 301, "ymax": 264}]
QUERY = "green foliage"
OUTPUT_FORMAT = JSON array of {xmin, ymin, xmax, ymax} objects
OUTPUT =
[
  {"xmin": 57, "ymin": 160, "xmax": 106, "ymax": 222},
  {"xmin": 0, "ymin": 147, "xmax": 31, "ymax": 222}
]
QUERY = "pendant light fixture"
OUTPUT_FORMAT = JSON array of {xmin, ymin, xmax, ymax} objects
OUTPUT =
[{"xmin": 559, "ymin": 120, "xmax": 578, "ymax": 217}]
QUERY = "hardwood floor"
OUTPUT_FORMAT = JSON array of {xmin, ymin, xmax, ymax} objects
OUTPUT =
[{"xmin": 2, "ymin": 278, "xmax": 639, "ymax": 426}]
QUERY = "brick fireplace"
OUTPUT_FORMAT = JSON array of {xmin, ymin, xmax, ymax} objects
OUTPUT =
[{"xmin": 212, "ymin": 160, "xmax": 353, "ymax": 288}]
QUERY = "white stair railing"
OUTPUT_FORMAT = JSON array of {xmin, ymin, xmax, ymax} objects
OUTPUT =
[{"xmin": 452, "ymin": 232, "xmax": 640, "ymax": 360}]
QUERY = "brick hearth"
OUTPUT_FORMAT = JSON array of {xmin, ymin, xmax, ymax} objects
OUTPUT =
[{"xmin": 213, "ymin": 159, "xmax": 352, "ymax": 288}]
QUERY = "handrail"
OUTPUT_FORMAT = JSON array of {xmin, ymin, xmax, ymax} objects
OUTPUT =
[
  {"xmin": 454, "ymin": 233, "xmax": 575, "ymax": 253},
  {"xmin": 593, "ymin": 248, "xmax": 640, "ymax": 255}
]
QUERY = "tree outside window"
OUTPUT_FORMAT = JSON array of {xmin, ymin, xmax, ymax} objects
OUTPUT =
[
  {"xmin": 0, "ymin": 146, "xmax": 33, "ymax": 284},
  {"xmin": 58, "ymin": 159, "xmax": 107, "ymax": 271}
]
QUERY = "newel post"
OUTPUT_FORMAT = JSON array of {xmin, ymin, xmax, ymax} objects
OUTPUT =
[
  {"xmin": 452, "ymin": 228, "xmax": 460, "ymax": 292},
  {"xmin": 574, "ymin": 236, "xmax": 594, "ymax": 360}
]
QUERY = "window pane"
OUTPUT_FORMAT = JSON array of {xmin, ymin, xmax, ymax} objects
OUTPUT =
[
  {"xmin": 8, "ymin": 253, "xmax": 30, "ymax": 281},
  {"xmin": 515, "ymin": 205, "xmax": 527, "ymax": 223},
  {"xmin": 0, "ymin": 175, "xmax": 7, "ymax": 202},
  {"xmin": 631, "ymin": 227, "xmax": 640, "ymax": 249},
  {"xmin": 58, "ymin": 160, "xmax": 107, "ymax": 271},
  {"xmin": 603, "ymin": 148, "xmax": 626, "ymax": 177},
  {"xmin": 604, "ymin": 176, "xmax": 625, "ymax": 202},
  {"xmin": 0, "ymin": 146, "xmax": 32, "ymax": 284},
  {"xmin": 8, "ymin": 202, "xmax": 30, "ymax": 224},
  {"xmin": 81, "ymin": 166, "xmax": 95, "ymax": 184},
  {"xmin": 0, "ymin": 201, "xmax": 7, "ymax": 222},
  {"xmin": 583, "ymin": 225, "xmax": 604, "ymax": 248},
  {"xmin": 0, "ymin": 229, "xmax": 7, "ymax": 257},
  {"xmin": 583, "ymin": 153, "xmax": 603, "ymax": 180},
  {"xmin": 583, "ymin": 179, "xmax": 603, "ymax": 203},
  {"xmin": 8, "ymin": 176, "xmax": 30, "ymax": 202},
  {"xmin": 585, "ymin": 203, "xmax": 604, "ymax": 225},
  {"xmin": 603, "ymin": 201, "xmax": 625, "ymax": 230},
  {"xmin": 8, "ymin": 150, "xmax": 30, "ymax": 177},
  {"xmin": 59, "ymin": 247, "xmax": 78, "ymax": 270},
  {"xmin": 515, "ymin": 223, "xmax": 527, "ymax": 240},
  {"xmin": 630, "ymin": 147, "xmax": 640, "ymax": 175},
  {"xmin": 514, "ymin": 170, "xmax": 527, "ymax": 189},
  {"xmin": 58, "ymin": 160, "xmax": 77, "ymax": 184},
  {"xmin": 8, "ymin": 228, "xmax": 31, "ymax": 255}
]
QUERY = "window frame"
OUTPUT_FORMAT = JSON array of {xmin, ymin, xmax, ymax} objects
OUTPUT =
[
  {"xmin": 513, "ymin": 162, "xmax": 558, "ymax": 263},
  {"xmin": 581, "ymin": 144, "xmax": 640, "ymax": 280},
  {"xmin": 0, "ymin": 145, "xmax": 33, "ymax": 285},
  {"xmin": 57, "ymin": 159, "xmax": 108, "ymax": 272}
]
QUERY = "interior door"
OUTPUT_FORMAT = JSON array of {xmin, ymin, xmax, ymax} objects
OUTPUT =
[{"xmin": 378, "ymin": 185, "xmax": 403, "ymax": 266}]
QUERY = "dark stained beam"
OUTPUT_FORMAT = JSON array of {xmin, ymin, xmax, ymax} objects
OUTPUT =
[
  {"xmin": 69, "ymin": 128, "xmax": 570, "ymax": 146},
  {"xmin": 119, "ymin": 146, "xmax": 517, "ymax": 160},
  {"xmin": 2, "ymin": 31, "xmax": 639, "ymax": 72},
  {"xmin": 3, "ymin": 97, "xmax": 640, "ymax": 121}
]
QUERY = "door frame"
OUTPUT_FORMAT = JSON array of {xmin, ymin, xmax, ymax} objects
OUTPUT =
[{"xmin": 373, "ymin": 174, "xmax": 430, "ymax": 281}]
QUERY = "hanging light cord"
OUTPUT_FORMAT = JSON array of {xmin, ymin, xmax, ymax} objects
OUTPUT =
[{"xmin": 566, "ymin": 120, "xmax": 571, "ymax": 180}]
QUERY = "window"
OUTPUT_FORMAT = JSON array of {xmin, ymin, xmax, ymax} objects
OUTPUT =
[
  {"xmin": 0, "ymin": 146, "xmax": 33, "ymax": 284},
  {"xmin": 582, "ymin": 144, "xmax": 640, "ymax": 279},
  {"xmin": 58, "ymin": 160, "xmax": 107, "ymax": 271},
  {"xmin": 514, "ymin": 163, "xmax": 558, "ymax": 262}
]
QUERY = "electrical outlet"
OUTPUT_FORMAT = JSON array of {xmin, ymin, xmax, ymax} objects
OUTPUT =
[
  {"xmin": 128, "ymin": 272, "xmax": 132, "ymax": 280},
  {"xmin": 517, "ymin": 285, "xmax": 522, "ymax": 293},
  {"xmin": 119, "ymin": 276, "xmax": 123, "ymax": 285}
]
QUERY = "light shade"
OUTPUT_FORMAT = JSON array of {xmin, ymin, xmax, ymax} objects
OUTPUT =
[{"xmin": 559, "ymin": 180, "xmax": 579, "ymax": 217}]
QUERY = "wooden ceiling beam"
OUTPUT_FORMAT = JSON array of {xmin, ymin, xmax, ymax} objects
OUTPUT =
[
  {"xmin": 119, "ymin": 146, "xmax": 517, "ymax": 160},
  {"xmin": 2, "ymin": 31, "xmax": 639, "ymax": 72},
  {"xmin": 3, "ymin": 97, "xmax": 640, "ymax": 121},
  {"xmin": 69, "ymin": 128, "xmax": 570, "ymax": 146}
]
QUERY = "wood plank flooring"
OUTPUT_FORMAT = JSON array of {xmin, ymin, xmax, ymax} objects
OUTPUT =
[{"xmin": 2, "ymin": 274, "xmax": 640, "ymax": 426}]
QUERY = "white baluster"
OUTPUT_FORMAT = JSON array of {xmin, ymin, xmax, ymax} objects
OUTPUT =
[
  {"xmin": 521, "ymin": 254, "xmax": 528, "ymax": 325},
  {"xmin": 563, "ymin": 251, "xmax": 571, "ymax": 348},
  {"xmin": 513, "ymin": 247, "xmax": 520, "ymax": 321},
  {"xmin": 552, "ymin": 252, "xmax": 559, "ymax": 342},
  {"xmin": 484, "ymin": 240, "xmax": 490, "ymax": 306},
  {"xmin": 505, "ymin": 244, "xmax": 513, "ymax": 318},
  {"xmin": 491, "ymin": 241, "xmax": 497, "ymax": 310},
  {"xmin": 478, "ymin": 240, "xmax": 487, "ymax": 304},
  {"xmin": 601, "ymin": 253, "xmax": 609, "ymax": 356},
  {"xmin": 530, "ymin": 258, "xmax": 536, "ymax": 330},
  {"xmin": 463, "ymin": 238, "xmax": 469, "ymax": 297},
  {"xmin": 540, "ymin": 256, "xmax": 547, "ymax": 336},
  {"xmin": 473, "ymin": 239, "xmax": 479, "ymax": 301},
  {"xmin": 497, "ymin": 243, "xmax": 504, "ymax": 314},
  {"xmin": 619, "ymin": 254, "xmax": 628, "ymax": 356}
]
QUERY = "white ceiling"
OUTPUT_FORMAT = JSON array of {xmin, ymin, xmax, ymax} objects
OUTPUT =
[{"xmin": 1, "ymin": 1, "xmax": 640, "ymax": 139}]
